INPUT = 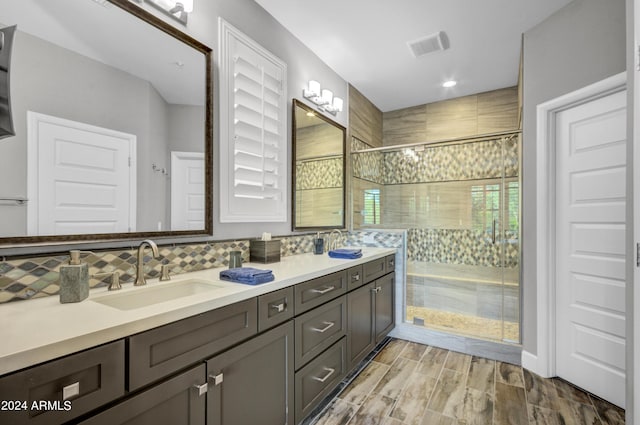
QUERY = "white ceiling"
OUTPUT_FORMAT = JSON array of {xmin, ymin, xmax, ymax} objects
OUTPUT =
[
  {"xmin": 2, "ymin": 0, "xmax": 205, "ymax": 106},
  {"xmin": 254, "ymin": 0, "xmax": 573, "ymax": 112}
]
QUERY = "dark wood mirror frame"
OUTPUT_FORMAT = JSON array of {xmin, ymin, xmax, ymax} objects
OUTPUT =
[
  {"xmin": 0, "ymin": 0, "xmax": 213, "ymax": 247},
  {"xmin": 291, "ymin": 99, "xmax": 346, "ymax": 231}
]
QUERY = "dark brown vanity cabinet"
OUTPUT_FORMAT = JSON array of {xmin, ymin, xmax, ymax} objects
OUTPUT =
[
  {"xmin": 0, "ymin": 253, "xmax": 396, "ymax": 425},
  {"xmin": 0, "ymin": 340, "xmax": 125, "ymax": 425},
  {"xmin": 347, "ymin": 255, "xmax": 396, "ymax": 370},
  {"xmin": 206, "ymin": 321, "xmax": 294, "ymax": 425},
  {"xmin": 78, "ymin": 364, "xmax": 206, "ymax": 425}
]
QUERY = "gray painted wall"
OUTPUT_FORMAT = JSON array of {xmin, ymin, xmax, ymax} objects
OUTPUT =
[
  {"xmin": 521, "ymin": 0, "xmax": 626, "ymax": 355},
  {"xmin": 140, "ymin": 0, "xmax": 349, "ymax": 240}
]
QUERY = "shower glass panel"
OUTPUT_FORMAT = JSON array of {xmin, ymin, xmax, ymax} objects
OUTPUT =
[{"xmin": 352, "ymin": 135, "xmax": 520, "ymax": 343}]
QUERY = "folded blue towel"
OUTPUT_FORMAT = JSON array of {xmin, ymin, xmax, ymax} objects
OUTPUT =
[
  {"xmin": 328, "ymin": 248, "xmax": 363, "ymax": 259},
  {"xmin": 219, "ymin": 267, "xmax": 275, "ymax": 285}
]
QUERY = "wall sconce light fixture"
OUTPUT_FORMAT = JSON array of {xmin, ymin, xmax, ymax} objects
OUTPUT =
[
  {"xmin": 303, "ymin": 80, "xmax": 343, "ymax": 115},
  {"xmin": 135, "ymin": 0, "xmax": 194, "ymax": 25}
]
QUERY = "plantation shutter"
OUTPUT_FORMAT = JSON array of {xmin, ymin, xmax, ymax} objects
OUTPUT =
[{"xmin": 219, "ymin": 18, "xmax": 287, "ymax": 222}]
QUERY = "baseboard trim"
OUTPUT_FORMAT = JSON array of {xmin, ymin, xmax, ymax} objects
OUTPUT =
[{"xmin": 521, "ymin": 350, "xmax": 538, "ymax": 374}]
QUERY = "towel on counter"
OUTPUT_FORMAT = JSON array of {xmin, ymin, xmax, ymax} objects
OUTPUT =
[
  {"xmin": 219, "ymin": 267, "xmax": 275, "ymax": 285},
  {"xmin": 328, "ymin": 248, "xmax": 363, "ymax": 259}
]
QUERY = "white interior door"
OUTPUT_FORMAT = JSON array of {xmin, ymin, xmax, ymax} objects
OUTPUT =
[
  {"xmin": 171, "ymin": 151, "xmax": 204, "ymax": 231},
  {"xmin": 27, "ymin": 112, "xmax": 136, "ymax": 236},
  {"xmin": 555, "ymin": 89, "xmax": 627, "ymax": 407}
]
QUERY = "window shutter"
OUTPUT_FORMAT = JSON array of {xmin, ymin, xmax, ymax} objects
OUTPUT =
[{"xmin": 219, "ymin": 18, "xmax": 287, "ymax": 222}]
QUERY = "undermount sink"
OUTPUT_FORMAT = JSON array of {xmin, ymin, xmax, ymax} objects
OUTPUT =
[{"xmin": 92, "ymin": 279, "xmax": 228, "ymax": 311}]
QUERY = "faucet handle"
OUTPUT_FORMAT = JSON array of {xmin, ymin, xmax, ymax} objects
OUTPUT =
[
  {"xmin": 94, "ymin": 271, "xmax": 122, "ymax": 291},
  {"xmin": 160, "ymin": 264, "xmax": 174, "ymax": 281}
]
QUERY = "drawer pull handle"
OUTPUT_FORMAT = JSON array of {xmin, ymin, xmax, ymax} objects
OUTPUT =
[
  {"xmin": 389, "ymin": 260, "xmax": 395, "ymax": 267},
  {"xmin": 271, "ymin": 302, "xmax": 286, "ymax": 313},
  {"xmin": 312, "ymin": 367, "xmax": 336, "ymax": 383},
  {"xmin": 310, "ymin": 285, "xmax": 335, "ymax": 295},
  {"xmin": 311, "ymin": 321, "xmax": 335, "ymax": 333},
  {"xmin": 62, "ymin": 382, "xmax": 80, "ymax": 400},
  {"xmin": 372, "ymin": 286, "xmax": 382, "ymax": 293},
  {"xmin": 352, "ymin": 273, "xmax": 360, "ymax": 281},
  {"xmin": 210, "ymin": 373, "xmax": 224, "ymax": 386},
  {"xmin": 193, "ymin": 383, "xmax": 208, "ymax": 396}
]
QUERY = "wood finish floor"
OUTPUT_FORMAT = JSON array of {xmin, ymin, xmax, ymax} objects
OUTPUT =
[{"xmin": 311, "ymin": 339, "xmax": 625, "ymax": 425}]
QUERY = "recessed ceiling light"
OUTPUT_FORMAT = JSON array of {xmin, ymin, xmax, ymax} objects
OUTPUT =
[
  {"xmin": 306, "ymin": 111, "xmax": 315, "ymax": 117},
  {"xmin": 442, "ymin": 80, "xmax": 457, "ymax": 88}
]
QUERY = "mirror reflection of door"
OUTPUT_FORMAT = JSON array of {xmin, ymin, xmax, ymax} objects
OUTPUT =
[
  {"xmin": 171, "ymin": 151, "xmax": 204, "ymax": 231},
  {"xmin": 27, "ymin": 112, "xmax": 137, "ymax": 236}
]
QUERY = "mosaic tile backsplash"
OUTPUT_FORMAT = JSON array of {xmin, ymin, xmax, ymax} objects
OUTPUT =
[{"xmin": 0, "ymin": 233, "xmax": 323, "ymax": 303}]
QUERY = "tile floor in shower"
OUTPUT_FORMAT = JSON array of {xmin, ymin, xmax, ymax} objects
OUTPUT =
[
  {"xmin": 406, "ymin": 262, "xmax": 520, "ymax": 342},
  {"xmin": 311, "ymin": 338, "xmax": 625, "ymax": 425}
]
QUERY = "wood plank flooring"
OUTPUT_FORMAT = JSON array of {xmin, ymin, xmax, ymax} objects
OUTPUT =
[{"xmin": 311, "ymin": 339, "xmax": 625, "ymax": 425}]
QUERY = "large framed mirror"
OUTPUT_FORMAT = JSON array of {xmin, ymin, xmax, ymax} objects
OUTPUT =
[
  {"xmin": 292, "ymin": 99, "xmax": 346, "ymax": 231},
  {"xmin": 0, "ymin": 0, "xmax": 212, "ymax": 245}
]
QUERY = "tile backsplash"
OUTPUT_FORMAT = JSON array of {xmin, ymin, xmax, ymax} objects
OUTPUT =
[{"xmin": 0, "ymin": 233, "xmax": 321, "ymax": 303}]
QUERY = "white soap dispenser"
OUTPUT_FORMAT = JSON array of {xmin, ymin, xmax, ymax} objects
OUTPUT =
[{"xmin": 59, "ymin": 250, "xmax": 91, "ymax": 303}]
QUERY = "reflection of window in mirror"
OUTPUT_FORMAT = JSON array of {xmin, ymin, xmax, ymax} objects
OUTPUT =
[{"xmin": 363, "ymin": 189, "xmax": 380, "ymax": 225}]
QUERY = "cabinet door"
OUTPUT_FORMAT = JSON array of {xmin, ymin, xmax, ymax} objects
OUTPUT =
[
  {"xmin": 346, "ymin": 282, "xmax": 375, "ymax": 370},
  {"xmin": 374, "ymin": 272, "xmax": 395, "ymax": 343},
  {"xmin": 79, "ymin": 364, "xmax": 206, "ymax": 425},
  {"xmin": 206, "ymin": 321, "xmax": 294, "ymax": 425}
]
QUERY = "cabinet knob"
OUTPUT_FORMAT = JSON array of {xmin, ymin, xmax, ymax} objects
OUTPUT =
[
  {"xmin": 271, "ymin": 302, "xmax": 286, "ymax": 313},
  {"xmin": 352, "ymin": 273, "xmax": 360, "ymax": 281},
  {"xmin": 371, "ymin": 286, "xmax": 382, "ymax": 293},
  {"xmin": 210, "ymin": 373, "xmax": 224, "ymax": 386},
  {"xmin": 62, "ymin": 381, "xmax": 80, "ymax": 400},
  {"xmin": 193, "ymin": 382, "xmax": 208, "ymax": 396}
]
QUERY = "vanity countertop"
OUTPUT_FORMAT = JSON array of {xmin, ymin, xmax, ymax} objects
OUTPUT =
[{"xmin": 0, "ymin": 247, "xmax": 396, "ymax": 376}]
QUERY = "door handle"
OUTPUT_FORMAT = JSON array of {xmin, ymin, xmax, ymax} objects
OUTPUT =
[{"xmin": 492, "ymin": 219, "xmax": 497, "ymax": 244}]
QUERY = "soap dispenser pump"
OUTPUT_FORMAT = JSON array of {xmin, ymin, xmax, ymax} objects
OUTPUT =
[{"xmin": 59, "ymin": 250, "xmax": 91, "ymax": 303}]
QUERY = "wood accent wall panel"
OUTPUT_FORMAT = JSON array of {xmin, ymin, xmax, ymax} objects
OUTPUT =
[
  {"xmin": 349, "ymin": 85, "xmax": 383, "ymax": 147},
  {"xmin": 477, "ymin": 87, "xmax": 519, "ymax": 134},
  {"xmin": 382, "ymin": 86, "xmax": 518, "ymax": 147},
  {"xmin": 382, "ymin": 105, "xmax": 427, "ymax": 146},
  {"xmin": 426, "ymin": 95, "xmax": 478, "ymax": 141}
]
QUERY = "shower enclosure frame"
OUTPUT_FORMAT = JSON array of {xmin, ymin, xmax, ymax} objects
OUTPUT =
[{"xmin": 351, "ymin": 129, "xmax": 523, "ymax": 362}]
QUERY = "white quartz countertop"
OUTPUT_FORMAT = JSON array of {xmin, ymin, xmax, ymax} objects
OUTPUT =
[{"xmin": 0, "ymin": 247, "xmax": 396, "ymax": 376}]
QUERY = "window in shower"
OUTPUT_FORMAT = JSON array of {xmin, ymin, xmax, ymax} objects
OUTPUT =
[{"xmin": 363, "ymin": 189, "xmax": 381, "ymax": 225}]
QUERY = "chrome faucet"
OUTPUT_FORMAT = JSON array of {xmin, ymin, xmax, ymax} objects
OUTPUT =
[
  {"xmin": 327, "ymin": 229, "xmax": 343, "ymax": 251},
  {"xmin": 134, "ymin": 239, "xmax": 160, "ymax": 286}
]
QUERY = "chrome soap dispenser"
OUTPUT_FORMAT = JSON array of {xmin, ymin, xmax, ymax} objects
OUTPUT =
[{"xmin": 59, "ymin": 250, "xmax": 91, "ymax": 303}]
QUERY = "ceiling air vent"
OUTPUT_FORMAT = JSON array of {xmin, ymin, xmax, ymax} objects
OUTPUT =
[{"xmin": 407, "ymin": 31, "xmax": 449, "ymax": 58}]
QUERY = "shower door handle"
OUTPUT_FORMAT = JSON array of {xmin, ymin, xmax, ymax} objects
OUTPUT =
[{"xmin": 492, "ymin": 219, "xmax": 497, "ymax": 244}]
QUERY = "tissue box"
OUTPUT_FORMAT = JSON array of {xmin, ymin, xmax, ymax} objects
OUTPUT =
[{"xmin": 250, "ymin": 239, "xmax": 281, "ymax": 263}]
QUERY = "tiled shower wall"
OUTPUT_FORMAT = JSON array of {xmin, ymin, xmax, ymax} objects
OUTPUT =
[
  {"xmin": 352, "ymin": 135, "xmax": 520, "ymax": 268},
  {"xmin": 0, "ymin": 233, "xmax": 322, "ymax": 303}
]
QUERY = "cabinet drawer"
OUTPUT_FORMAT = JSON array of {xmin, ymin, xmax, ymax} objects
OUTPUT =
[
  {"xmin": 258, "ymin": 286, "xmax": 294, "ymax": 332},
  {"xmin": 346, "ymin": 264, "xmax": 364, "ymax": 291},
  {"xmin": 363, "ymin": 257, "xmax": 386, "ymax": 282},
  {"xmin": 0, "ymin": 340, "xmax": 125, "ymax": 425},
  {"xmin": 295, "ymin": 338, "xmax": 347, "ymax": 424},
  {"xmin": 294, "ymin": 295, "xmax": 346, "ymax": 369},
  {"xmin": 79, "ymin": 364, "xmax": 206, "ymax": 425},
  {"xmin": 128, "ymin": 298, "xmax": 257, "ymax": 391},
  {"xmin": 385, "ymin": 254, "xmax": 396, "ymax": 272},
  {"xmin": 294, "ymin": 271, "xmax": 346, "ymax": 314}
]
